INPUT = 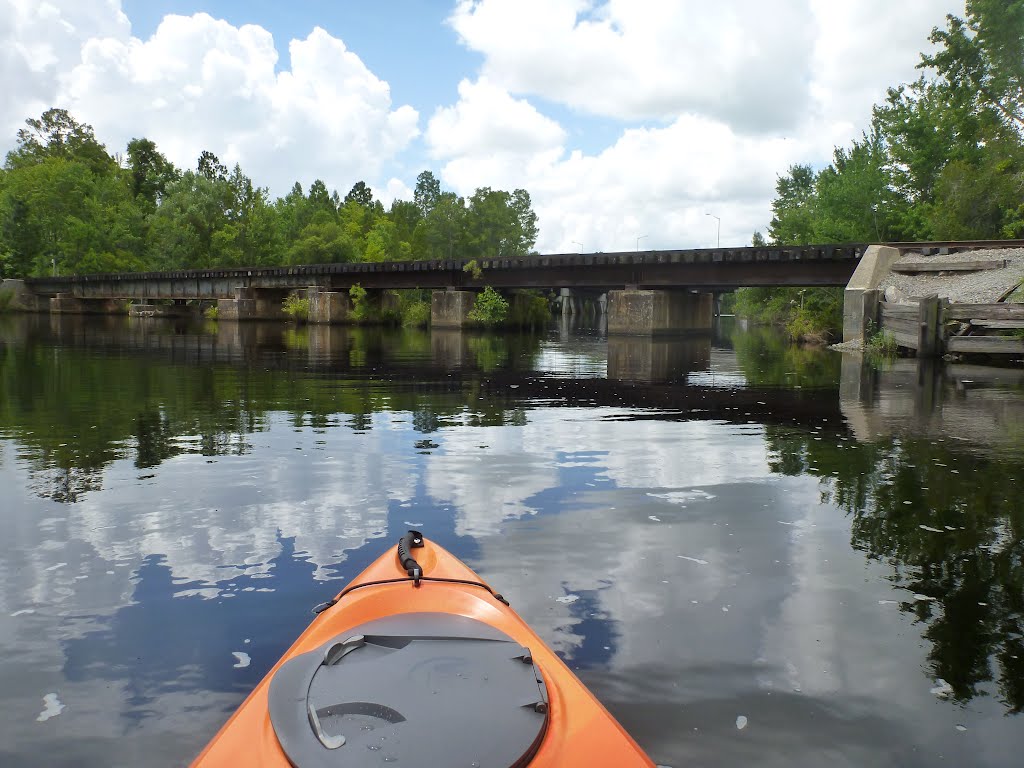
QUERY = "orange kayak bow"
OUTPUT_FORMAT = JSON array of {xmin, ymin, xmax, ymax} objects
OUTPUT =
[{"xmin": 193, "ymin": 530, "xmax": 654, "ymax": 767}]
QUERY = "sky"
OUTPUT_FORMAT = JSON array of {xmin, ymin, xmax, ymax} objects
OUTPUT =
[{"xmin": 1, "ymin": 0, "xmax": 961, "ymax": 252}]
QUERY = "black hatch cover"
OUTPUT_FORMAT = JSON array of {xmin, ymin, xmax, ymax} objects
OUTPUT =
[{"xmin": 268, "ymin": 612, "xmax": 549, "ymax": 767}]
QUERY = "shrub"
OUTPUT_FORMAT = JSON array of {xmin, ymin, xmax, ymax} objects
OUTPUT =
[
  {"xmin": 866, "ymin": 328, "xmax": 899, "ymax": 357},
  {"xmin": 463, "ymin": 259, "xmax": 483, "ymax": 279},
  {"xmin": 467, "ymin": 286, "xmax": 509, "ymax": 326},
  {"xmin": 283, "ymin": 293, "xmax": 310, "ymax": 322},
  {"xmin": 402, "ymin": 299, "xmax": 431, "ymax": 328},
  {"xmin": 507, "ymin": 292, "xmax": 551, "ymax": 329},
  {"xmin": 349, "ymin": 284, "xmax": 371, "ymax": 322},
  {"xmin": 735, "ymin": 286, "xmax": 842, "ymax": 339},
  {"xmin": 203, "ymin": 305, "xmax": 219, "ymax": 320}
]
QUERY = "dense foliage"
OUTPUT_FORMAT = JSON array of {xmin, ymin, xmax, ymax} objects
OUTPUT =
[
  {"xmin": 740, "ymin": 1, "xmax": 1024, "ymax": 339},
  {"xmin": 0, "ymin": 113, "xmax": 539, "ymax": 278}
]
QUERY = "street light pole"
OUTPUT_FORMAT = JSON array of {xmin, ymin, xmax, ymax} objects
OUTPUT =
[
  {"xmin": 636, "ymin": 234, "xmax": 647, "ymax": 252},
  {"xmin": 706, "ymin": 213, "xmax": 720, "ymax": 248}
]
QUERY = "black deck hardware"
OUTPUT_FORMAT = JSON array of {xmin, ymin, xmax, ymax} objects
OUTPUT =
[{"xmin": 397, "ymin": 529, "xmax": 424, "ymax": 585}]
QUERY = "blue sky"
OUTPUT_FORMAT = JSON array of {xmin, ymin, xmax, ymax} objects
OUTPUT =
[{"xmin": 2, "ymin": 0, "xmax": 960, "ymax": 251}]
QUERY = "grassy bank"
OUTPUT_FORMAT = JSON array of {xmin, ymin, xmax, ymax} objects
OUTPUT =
[{"xmin": 733, "ymin": 287, "xmax": 842, "ymax": 343}]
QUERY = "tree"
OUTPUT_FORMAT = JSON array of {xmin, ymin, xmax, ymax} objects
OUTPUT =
[
  {"xmin": 0, "ymin": 156, "xmax": 145, "ymax": 275},
  {"xmin": 414, "ymin": 170, "xmax": 441, "ymax": 217},
  {"xmin": 813, "ymin": 131, "xmax": 893, "ymax": 243},
  {"xmin": 415, "ymin": 191, "xmax": 465, "ymax": 259},
  {"xmin": 212, "ymin": 164, "xmax": 280, "ymax": 266},
  {"xmin": 308, "ymin": 179, "xmax": 334, "ymax": 213},
  {"xmin": 6, "ymin": 108, "xmax": 114, "ymax": 176},
  {"xmin": 126, "ymin": 138, "xmax": 179, "ymax": 208},
  {"xmin": 767, "ymin": 165, "xmax": 817, "ymax": 245},
  {"xmin": 287, "ymin": 211, "xmax": 357, "ymax": 265},
  {"xmin": 462, "ymin": 187, "xmax": 538, "ymax": 258},
  {"xmin": 923, "ymin": 1, "xmax": 1024, "ymax": 135},
  {"xmin": 197, "ymin": 150, "xmax": 227, "ymax": 182},
  {"xmin": 344, "ymin": 181, "xmax": 374, "ymax": 207},
  {"xmin": 364, "ymin": 218, "xmax": 402, "ymax": 262},
  {"xmin": 388, "ymin": 199, "xmax": 422, "ymax": 254},
  {"xmin": 148, "ymin": 171, "xmax": 231, "ymax": 269}
]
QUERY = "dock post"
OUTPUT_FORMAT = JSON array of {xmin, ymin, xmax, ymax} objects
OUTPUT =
[{"xmin": 916, "ymin": 294, "xmax": 941, "ymax": 358}]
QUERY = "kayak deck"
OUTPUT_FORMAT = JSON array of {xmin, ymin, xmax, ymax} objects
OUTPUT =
[{"xmin": 192, "ymin": 532, "xmax": 654, "ymax": 767}]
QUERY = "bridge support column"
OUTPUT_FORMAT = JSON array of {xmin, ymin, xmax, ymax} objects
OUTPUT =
[
  {"xmin": 607, "ymin": 289, "xmax": 713, "ymax": 335},
  {"xmin": 50, "ymin": 293, "xmax": 122, "ymax": 314},
  {"xmin": 217, "ymin": 287, "xmax": 287, "ymax": 321},
  {"xmin": 431, "ymin": 289, "xmax": 475, "ymax": 329},
  {"xmin": 307, "ymin": 286, "xmax": 350, "ymax": 324}
]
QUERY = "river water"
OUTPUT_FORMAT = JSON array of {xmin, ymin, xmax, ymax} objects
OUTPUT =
[{"xmin": 0, "ymin": 314, "xmax": 1022, "ymax": 767}]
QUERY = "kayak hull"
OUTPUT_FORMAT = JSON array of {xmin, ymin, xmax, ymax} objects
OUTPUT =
[{"xmin": 192, "ymin": 536, "xmax": 654, "ymax": 767}]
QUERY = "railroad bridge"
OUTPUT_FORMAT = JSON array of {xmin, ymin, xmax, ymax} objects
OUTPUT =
[{"xmin": 13, "ymin": 240, "xmax": 1015, "ymax": 334}]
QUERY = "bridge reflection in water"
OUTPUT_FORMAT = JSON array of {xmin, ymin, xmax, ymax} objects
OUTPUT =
[{"xmin": 18, "ymin": 313, "xmax": 845, "ymax": 428}]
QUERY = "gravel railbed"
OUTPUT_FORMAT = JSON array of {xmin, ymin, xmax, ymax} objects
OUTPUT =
[{"xmin": 879, "ymin": 248, "xmax": 1024, "ymax": 304}]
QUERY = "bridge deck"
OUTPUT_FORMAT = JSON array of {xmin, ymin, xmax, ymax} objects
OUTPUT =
[{"xmin": 23, "ymin": 241, "xmax": 1024, "ymax": 300}]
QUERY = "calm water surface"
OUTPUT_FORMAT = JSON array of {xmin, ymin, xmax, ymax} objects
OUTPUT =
[{"xmin": 1, "ymin": 314, "xmax": 1023, "ymax": 767}]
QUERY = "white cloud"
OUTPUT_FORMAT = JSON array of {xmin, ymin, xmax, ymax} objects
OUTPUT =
[
  {"xmin": 435, "ymin": 0, "xmax": 956, "ymax": 251},
  {"xmin": 431, "ymin": 103, "xmax": 807, "ymax": 250},
  {"xmin": 0, "ymin": 2, "xmax": 419, "ymax": 196},
  {"xmin": 449, "ymin": 0, "xmax": 819, "ymax": 131},
  {"xmin": 428, "ymin": 77, "xmax": 565, "ymax": 158},
  {"xmin": 0, "ymin": 0, "xmax": 129, "ymax": 141}
]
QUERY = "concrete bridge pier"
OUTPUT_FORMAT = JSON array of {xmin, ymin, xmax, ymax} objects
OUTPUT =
[
  {"xmin": 431, "ymin": 289, "xmax": 476, "ymax": 329},
  {"xmin": 606, "ymin": 289, "xmax": 713, "ymax": 335},
  {"xmin": 307, "ymin": 286, "xmax": 351, "ymax": 324},
  {"xmin": 217, "ymin": 287, "xmax": 288, "ymax": 321},
  {"xmin": 559, "ymin": 288, "xmax": 580, "ymax": 315},
  {"xmin": 559, "ymin": 288, "xmax": 607, "ymax": 317},
  {"xmin": 50, "ymin": 293, "xmax": 122, "ymax": 315}
]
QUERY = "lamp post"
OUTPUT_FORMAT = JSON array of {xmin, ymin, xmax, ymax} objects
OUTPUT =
[
  {"xmin": 636, "ymin": 234, "xmax": 647, "ymax": 252},
  {"xmin": 706, "ymin": 213, "xmax": 720, "ymax": 248},
  {"xmin": 572, "ymin": 240, "xmax": 583, "ymax": 253}
]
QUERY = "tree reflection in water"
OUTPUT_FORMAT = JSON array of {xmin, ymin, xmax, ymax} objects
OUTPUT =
[{"xmin": 765, "ymin": 426, "xmax": 1024, "ymax": 712}]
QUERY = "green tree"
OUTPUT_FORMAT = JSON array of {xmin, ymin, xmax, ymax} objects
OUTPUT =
[
  {"xmin": 923, "ymin": 1, "xmax": 1024, "ymax": 135},
  {"xmin": 0, "ymin": 156, "xmax": 145, "ymax": 275},
  {"xmin": 148, "ymin": 171, "xmax": 231, "ymax": 269},
  {"xmin": 344, "ymin": 181, "xmax": 374, "ymax": 208},
  {"xmin": 125, "ymin": 138, "xmax": 179, "ymax": 208},
  {"xmin": 287, "ymin": 211, "xmax": 357, "ymax": 265},
  {"xmin": 767, "ymin": 164, "xmax": 817, "ymax": 245},
  {"xmin": 197, "ymin": 150, "xmax": 227, "ymax": 182},
  {"xmin": 6, "ymin": 108, "xmax": 114, "ymax": 176},
  {"xmin": 812, "ymin": 131, "xmax": 893, "ymax": 243},
  {"xmin": 414, "ymin": 170, "xmax": 441, "ymax": 217},
  {"xmin": 364, "ymin": 218, "xmax": 402, "ymax": 262}
]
